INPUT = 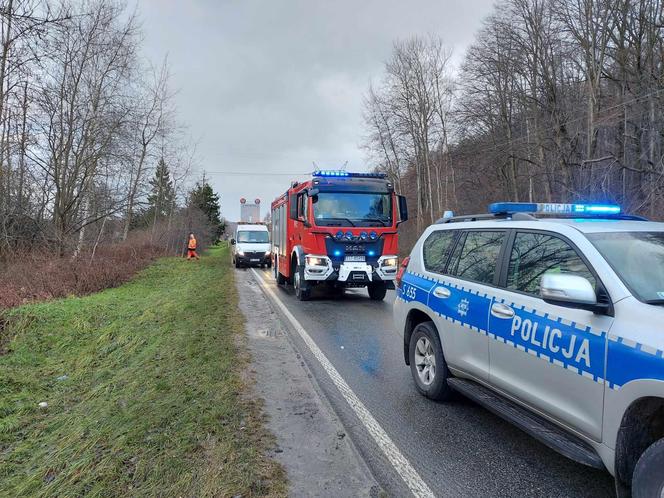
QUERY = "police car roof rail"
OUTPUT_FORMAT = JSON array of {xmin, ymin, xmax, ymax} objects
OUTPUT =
[
  {"xmin": 435, "ymin": 213, "xmax": 528, "ymax": 224},
  {"xmin": 435, "ymin": 212, "xmax": 648, "ymax": 224}
]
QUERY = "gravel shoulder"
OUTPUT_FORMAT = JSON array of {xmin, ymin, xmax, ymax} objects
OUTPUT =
[{"xmin": 235, "ymin": 268, "xmax": 382, "ymax": 498}]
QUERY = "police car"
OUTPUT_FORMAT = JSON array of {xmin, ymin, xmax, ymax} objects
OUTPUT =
[{"xmin": 394, "ymin": 202, "xmax": 664, "ymax": 498}]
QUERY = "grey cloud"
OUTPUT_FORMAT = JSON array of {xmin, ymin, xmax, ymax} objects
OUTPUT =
[{"xmin": 140, "ymin": 0, "xmax": 494, "ymax": 220}]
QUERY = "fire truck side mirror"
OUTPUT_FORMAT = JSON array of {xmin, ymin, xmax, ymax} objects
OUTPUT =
[
  {"xmin": 289, "ymin": 194, "xmax": 299, "ymax": 221},
  {"xmin": 397, "ymin": 195, "xmax": 409, "ymax": 224}
]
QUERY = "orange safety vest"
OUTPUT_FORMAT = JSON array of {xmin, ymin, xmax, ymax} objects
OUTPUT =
[{"xmin": 188, "ymin": 238, "xmax": 197, "ymax": 250}]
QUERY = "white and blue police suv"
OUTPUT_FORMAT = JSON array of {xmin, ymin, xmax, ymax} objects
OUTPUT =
[{"xmin": 394, "ymin": 202, "xmax": 664, "ymax": 498}]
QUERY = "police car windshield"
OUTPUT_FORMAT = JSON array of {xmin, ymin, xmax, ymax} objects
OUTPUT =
[
  {"xmin": 237, "ymin": 231, "xmax": 269, "ymax": 243},
  {"xmin": 313, "ymin": 192, "xmax": 392, "ymax": 227},
  {"xmin": 588, "ymin": 231, "xmax": 664, "ymax": 303}
]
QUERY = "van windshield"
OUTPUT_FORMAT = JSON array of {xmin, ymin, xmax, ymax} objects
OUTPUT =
[
  {"xmin": 587, "ymin": 231, "xmax": 664, "ymax": 304},
  {"xmin": 313, "ymin": 192, "xmax": 392, "ymax": 227},
  {"xmin": 237, "ymin": 231, "xmax": 269, "ymax": 243}
]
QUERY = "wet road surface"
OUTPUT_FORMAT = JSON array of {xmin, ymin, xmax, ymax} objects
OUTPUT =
[{"xmin": 249, "ymin": 267, "xmax": 615, "ymax": 498}]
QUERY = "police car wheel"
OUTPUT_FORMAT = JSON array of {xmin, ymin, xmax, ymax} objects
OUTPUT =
[
  {"xmin": 632, "ymin": 437, "xmax": 664, "ymax": 498},
  {"xmin": 294, "ymin": 266, "xmax": 311, "ymax": 301},
  {"xmin": 409, "ymin": 322, "xmax": 453, "ymax": 401}
]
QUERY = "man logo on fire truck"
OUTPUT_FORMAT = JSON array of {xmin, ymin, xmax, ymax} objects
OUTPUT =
[{"xmin": 271, "ymin": 170, "xmax": 408, "ymax": 301}]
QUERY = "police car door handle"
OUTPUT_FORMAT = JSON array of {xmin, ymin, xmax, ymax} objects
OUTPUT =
[
  {"xmin": 491, "ymin": 303, "xmax": 515, "ymax": 319},
  {"xmin": 433, "ymin": 286, "xmax": 451, "ymax": 299}
]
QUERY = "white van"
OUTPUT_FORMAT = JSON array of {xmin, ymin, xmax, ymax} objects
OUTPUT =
[{"xmin": 231, "ymin": 224, "xmax": 271, "ymax": 268}]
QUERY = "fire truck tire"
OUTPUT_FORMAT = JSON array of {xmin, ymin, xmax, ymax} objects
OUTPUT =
[
  {"xmin": 274, "ymin": 260, "xmax": 286, "ymax": 285},
  {"xmin": 368, "ymin": 282, "xmax": 387, "ymax": 301},
  {"xmin": 294, "ymin": 266, "xmax": 311, "ymax": 301}
]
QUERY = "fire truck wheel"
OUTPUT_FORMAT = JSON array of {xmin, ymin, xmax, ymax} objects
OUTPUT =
[
  {"xmin": 274, "ymin": 260, "xmax": 286, "ymax": 285},
  {"xmin": 294, "ymin": 266, "xmax": 311, "ymax": 301},
  {"xmin": 368, "ymin": 282, "xmax": 387, "ymax": 301}
]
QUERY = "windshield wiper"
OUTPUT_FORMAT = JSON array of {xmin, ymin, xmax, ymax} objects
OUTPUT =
[
  {"xmin": 363, "ymin": 218, "xmax": 389, "ymax": 227},
  {"xmin": 319, "ymin": 217, "xmax": 355, "ymax": 227},
  {"xmin": 645, "ymin": 299, "xmax": 664, "ymax": 305}
]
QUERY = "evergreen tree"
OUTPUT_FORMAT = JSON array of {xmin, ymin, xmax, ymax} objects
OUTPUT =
[
  {"xmin": 146, "ymin": 158, "xmax": 176, "ymax": 224},
  {"xmin": 189, "ymin": 180, "xmax": 224, "ymax": 236}
]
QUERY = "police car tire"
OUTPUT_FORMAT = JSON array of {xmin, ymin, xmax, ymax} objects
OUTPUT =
[
  {"xmin": 632, "ymin": 437, "xmax": 664, "ymax": 498},
  {"xmin": 409, "ymin": 322, "xmax": 454, "ymax": 401}
]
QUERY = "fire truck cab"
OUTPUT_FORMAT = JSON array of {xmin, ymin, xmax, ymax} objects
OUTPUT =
[{"xmin": 271, "ymin": 170, "xmax": 408, "ymax": 301}]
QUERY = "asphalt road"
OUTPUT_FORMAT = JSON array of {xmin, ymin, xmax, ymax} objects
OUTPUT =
[{"xmin": 249, "ymin": 267, "xmax": 616, "ymax": 498}]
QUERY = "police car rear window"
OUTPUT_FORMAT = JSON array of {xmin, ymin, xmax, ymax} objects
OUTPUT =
[
  {"xmin": 448, "ymin": 231, "xmax": 505, "ymax": 285},
  {"xmin": 423, "ymin": 231, "xmax": 456, "ymax": 274}
]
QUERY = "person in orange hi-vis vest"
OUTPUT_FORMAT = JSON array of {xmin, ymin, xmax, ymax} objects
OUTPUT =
[{"xmin": 187, "ymin": 233, "xmax": 200, "ymax": 260}]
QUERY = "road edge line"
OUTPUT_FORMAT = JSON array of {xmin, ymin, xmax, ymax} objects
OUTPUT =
[{"xmin": 250, "ymin": 268, "xmax": 435, "ymax": 498}]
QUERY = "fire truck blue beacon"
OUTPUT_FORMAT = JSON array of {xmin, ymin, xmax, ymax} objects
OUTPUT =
[{"xmin": 393, "ymin": 202, "xmax": 664, "ymax": 498}]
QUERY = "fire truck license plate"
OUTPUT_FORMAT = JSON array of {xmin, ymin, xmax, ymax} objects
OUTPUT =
[{"xmin": 345, "ymin": 255, "xmax": 365, "ymax": 262}]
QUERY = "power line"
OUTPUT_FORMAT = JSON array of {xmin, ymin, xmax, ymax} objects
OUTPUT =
[{"xmin": 204, "ymin": 171, "xmax": 310, "ymax": 177}]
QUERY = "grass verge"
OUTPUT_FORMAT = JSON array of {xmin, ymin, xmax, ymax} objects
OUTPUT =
[{"xmin": 0, "ymin": 246, "xmax": 286, "ymax": 497}]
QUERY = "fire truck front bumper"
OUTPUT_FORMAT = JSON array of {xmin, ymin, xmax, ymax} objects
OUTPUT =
[{"xmin": 303, "ymin": 255, "xmax": 398, "ymax": 288}]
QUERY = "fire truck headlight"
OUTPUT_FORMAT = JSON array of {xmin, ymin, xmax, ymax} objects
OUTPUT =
[
  {"xmin": 369, "ymin": 231, "xmax": 378, "ymax": 240},
  {"xmin": 360, "ymin": 231, "xmax": 368, "ymax": 240},
  {"xmin": 336, "ymin": 230, "xmax": 344, "ymax": 239},
  {"xmin": 381, "ymin": 256, "xmax": 398, "ymax": 268},
  {"xmin": 305, "ymin": 255, "xmax": 328, "ymax": 267},
  {"xmin": 345, "ymin": 231, "xmax": 353, "ymax": 240}
]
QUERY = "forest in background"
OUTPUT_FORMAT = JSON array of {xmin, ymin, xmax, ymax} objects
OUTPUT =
[
  {"xmin": 0, "ymin": 0, "xmax": 224, "ymax": 308},
  {"xmin": 364, "ymin": 0, "xmax": 664, "ymax": 248}
]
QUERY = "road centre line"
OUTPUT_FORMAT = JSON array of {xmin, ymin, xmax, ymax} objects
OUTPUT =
[{"xmin": 250, "ymin": 269, "xmax": 435, "ymax": 498}]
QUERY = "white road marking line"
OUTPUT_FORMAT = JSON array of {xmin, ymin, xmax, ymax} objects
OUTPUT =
[{"xmin": 250, "ymin": 269, "xmax": 434, "ymax": 498}]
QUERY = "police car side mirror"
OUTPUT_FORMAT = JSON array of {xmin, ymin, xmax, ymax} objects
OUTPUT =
[{"xmin": 540, "ymin": 273, "xmax": 609, "ymax": 314}]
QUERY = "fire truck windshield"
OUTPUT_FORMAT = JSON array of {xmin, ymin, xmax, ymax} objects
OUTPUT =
[
  {"xmin": 313, "ymin": 192, "xmax": 392, "ymax": 227},
  {"xmin": 237, "ymin": 231, "xmax": 269, "ymax": 243}
]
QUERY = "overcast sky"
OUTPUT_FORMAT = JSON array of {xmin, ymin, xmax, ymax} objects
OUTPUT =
[{"xmin": 139, "ymin": 0, "xmax": 495, "ymax": 221}]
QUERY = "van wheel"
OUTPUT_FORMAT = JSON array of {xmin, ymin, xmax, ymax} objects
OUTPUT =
[
  {"xmin": 368, "ymin": 282, "xmax": 387, "ymax": 301},
  {"xmin": 294, "ymin": 266, "xmax": 311, "ymax": 301},
  {"xmin": 409, "ymin": 322, "xmax": 453, "ymax": 401},
  {"xmin": 234, "ymin": 258, "xmax": 240, "ymax": 269},
  {"xmin": 632, "ymin": 437, "xmax": 664, "ymax": 498}
]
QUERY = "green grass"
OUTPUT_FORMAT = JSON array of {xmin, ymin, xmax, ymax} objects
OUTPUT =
[{"xmin": 0, "ymin": 246, "xmax": 286, "ymax": 497}]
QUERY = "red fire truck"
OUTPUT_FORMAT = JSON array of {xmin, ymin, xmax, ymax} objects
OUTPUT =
[{"xmin": 271, "ymin": 170, "xmax": 408, "ymax": 301}]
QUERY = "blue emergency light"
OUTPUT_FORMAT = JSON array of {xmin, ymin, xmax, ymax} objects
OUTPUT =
[
  {"xmin": 489, "ymin": 202, "xmax": 621, "ymax": 216},
  {"xmin": 313, "ymin": 170, "xmax": 387, "ymax": 179}
]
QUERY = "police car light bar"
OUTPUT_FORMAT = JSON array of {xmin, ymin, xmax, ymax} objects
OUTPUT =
[
  {"xmin": 312, "ymin": 170, "xmax": 387, "ymax": 179},
  {"xmin": 489, "ymin": 202, "xmax": 622, "ymax": 216}
]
